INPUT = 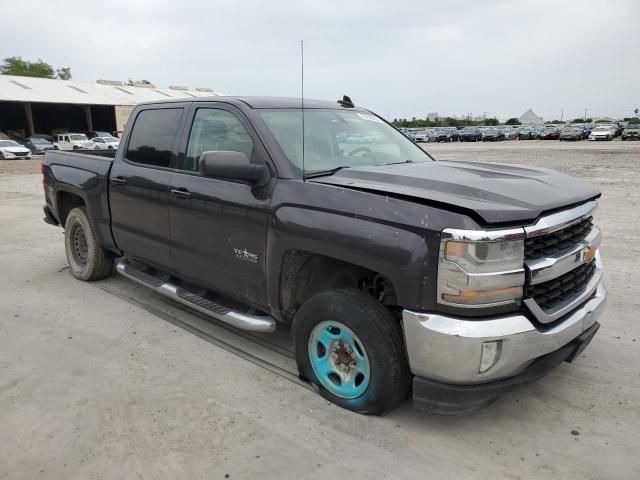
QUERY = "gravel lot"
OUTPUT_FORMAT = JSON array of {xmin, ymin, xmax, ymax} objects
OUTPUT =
[{"xmin": 1, "ymin": 142, "xmax": 639, "ymax": 479}]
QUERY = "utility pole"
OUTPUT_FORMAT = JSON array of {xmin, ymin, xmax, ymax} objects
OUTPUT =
[
  {"xmin": 560, "ymin": 108, "xmax": 563, "ymax": 122},
  {"xmin": 584, "ymin": 108, "xmax": 589, "ymax": 121}
]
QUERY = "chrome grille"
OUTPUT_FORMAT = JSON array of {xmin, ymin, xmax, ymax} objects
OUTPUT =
[
  {"xmin": 525, "ymin": 217, "xmax": 593, "ymax": 260},
  {"xmin": 525, "ymin": 260, "xmax": 596, "ymax": 310}
]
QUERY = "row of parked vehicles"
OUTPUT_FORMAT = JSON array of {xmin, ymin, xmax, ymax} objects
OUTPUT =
[
  {"xmin": 402, "ymin": 122, "xmax": 640, "ymax": 143},
  {"xmin": 0, "ymin": 131, "xmax": 120, "ymax": 160}
]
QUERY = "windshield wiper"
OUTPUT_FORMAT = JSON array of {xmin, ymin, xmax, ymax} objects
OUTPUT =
[
  {"xmin": 385, "ymin": 160, "xmax": 414, "ymax": 165},
  {"xmin": 304, "ymin": 166, "xmax": 350, "ymax": 179}
]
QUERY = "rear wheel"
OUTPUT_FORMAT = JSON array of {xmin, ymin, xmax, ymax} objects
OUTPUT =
[
  {"xmin": 293, "ymin": 288, "xmax": 410, "ymax": 415},
  {"xmin": 64, "ymin": 207, "xmax": 114, "ymax": 281}
]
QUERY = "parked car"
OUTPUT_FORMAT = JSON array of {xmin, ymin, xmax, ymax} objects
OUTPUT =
[
  {"xmin": 434, "ymin": 128, "xmax": 454, "ymax": 142},
  {"xmin": 621, "ymin": 124, "xmax": 640, "ymax": 141},
  {"xmin": 414, "ymin": 129, "xmax": 436, "ymax": 143},
  {"xmin": 559, "ymin": 127, "xmax": 583, "ymax": 141},
  {"xmin": 53, "ymin": 133, "xmax": 96, "ymax": 150},
  {"xmin": 589, "ymin": 126, "xmax": 615, "ymax": 141},
  {"xmin": 85, "ymin": 130, "xmax": 114, "ymax": 139},
  {"xmin": 0, "ymin": 139, "xmax": 32, "ymax": 159},
  {"xmin": 540, "ymin": 126, "xmax": 561, "ymax": 140},
  {"xmin": 499, "ymin": 126, "xmax": 517, "ymax": 139},
  {"xmin": 482, "ymin": 128, "xmax": 505, "ymax": 142},
  {"xmin": 518, "ymin": 127, "xmax": 540, "ymax": 140},
  {"xmin": 459, "ymin": 127, "xmax": 483, "ymax": 142},
  {"xmin": 447, "ymin": 128, "xmax": 460, "ymax": 142},
  {"xmin": 19, "ymin": 136, "xmax": 55, "ymax": 154},
  {"xmin": 92, "ymin": 136, "xmax": 121, "ymax": 150},
  {"xmin": 42, "ymin": 96, "xmax": 606, "ymax": 416}
]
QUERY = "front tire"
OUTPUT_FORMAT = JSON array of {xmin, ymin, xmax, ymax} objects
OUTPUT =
[
  {"xmin": 64, "ymin": 207, "xmax": 114, "ymax": 281},
  {"xmin": 293, "ymin": 288, "xmax": 410, "ymax": 415}
]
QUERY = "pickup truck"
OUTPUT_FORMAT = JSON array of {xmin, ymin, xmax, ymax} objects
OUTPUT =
[{"xmin": 42, "ymin": 96, "xmax": 606, "ymax": 415}]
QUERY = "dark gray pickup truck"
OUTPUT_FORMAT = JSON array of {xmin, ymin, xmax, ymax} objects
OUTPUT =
[{"xmin": 42, "ymin": 96, "xmax": 606, "ymax": 415}]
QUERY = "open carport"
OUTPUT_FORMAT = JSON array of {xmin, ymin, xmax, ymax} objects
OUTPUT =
[{"xmin": 0, "ymin": 75, "xmax": 217, "ymax": 139}]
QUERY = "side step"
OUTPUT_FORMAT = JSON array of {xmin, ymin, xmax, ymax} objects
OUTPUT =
[{"xmin": 116, "ymin": 259, "xmax": 276, "ymax": 333}]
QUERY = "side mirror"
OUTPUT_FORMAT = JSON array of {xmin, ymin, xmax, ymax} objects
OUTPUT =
[{"xmin": 199, "ymin": 151, "xmax": 269, "ymax": 186}]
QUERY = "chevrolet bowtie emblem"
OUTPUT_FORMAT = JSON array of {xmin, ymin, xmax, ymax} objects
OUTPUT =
[{"xmin": 578, "ymin": 244, "xmax": 596, "ymax": 262}]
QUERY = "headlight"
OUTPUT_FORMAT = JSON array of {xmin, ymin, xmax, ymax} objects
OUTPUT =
[{"xmin": 437, "ymin": 228, "xmax": 525, "ymax": 308}]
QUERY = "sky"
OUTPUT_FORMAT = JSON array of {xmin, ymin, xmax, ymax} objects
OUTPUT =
[{"xmin": 1, "ymin": 0, "xmax": 638, "ymax": 121}]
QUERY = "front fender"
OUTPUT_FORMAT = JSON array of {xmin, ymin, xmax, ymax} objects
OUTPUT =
[{"xmin": 266, "ymin": 205, "xmax": 430, "ymax": 313}]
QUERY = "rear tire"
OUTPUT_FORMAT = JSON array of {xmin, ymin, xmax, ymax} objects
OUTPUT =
[
  {"xmin": 64, "ymin": 207, "xmax": 114, "ymax": 281},
  {"xmin": 292, "ymin": 288, "xmax": 410, "ymax": 415}
]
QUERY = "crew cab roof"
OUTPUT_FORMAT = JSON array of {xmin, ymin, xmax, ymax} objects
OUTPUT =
[{"xmin": 136, "ymin": 96, "xmax": 358, "ymax": 110}]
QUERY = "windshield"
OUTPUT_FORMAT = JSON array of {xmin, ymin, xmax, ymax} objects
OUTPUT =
[
  {"xmin": 461, "ymin": 127, "xmax": 476, "ymax": 133},
  {"xmin": 594, "ymin": 127, "xmax": 610, "ymax": 132},
  {"xmin": 70, "ymin": 134, "xmax": 88, "ymax": 141},
  {"xmin": 0, "ymin": 140, "xmax": 19, "ymax": 147},
  {"xmin": 103, "ymin": 137, "xmax": 118, "ymax": 142},
  {"xmin": 258, "ymin": 109, "xmax": 432, "ymax": 176},
  {"xmin": 31, "ymin": 138, "xmax": 49, "ymax": 144}
]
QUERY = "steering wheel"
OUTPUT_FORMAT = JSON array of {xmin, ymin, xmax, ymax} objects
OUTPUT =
[{"xmin": 348, "ymin": 146, "xmax": 372, "ymax": 157}]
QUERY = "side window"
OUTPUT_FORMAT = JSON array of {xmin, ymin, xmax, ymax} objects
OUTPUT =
[
  {"xmin": 64, "ymin": 136, "xmax": 70, "ymax": 142},
  {"xmin": 184, "ymin": 109, "xmax": 254, "ymax": 172},
  {"xmin": 126, "ymin": 108, "xmax": 182, "ymax": 168}
]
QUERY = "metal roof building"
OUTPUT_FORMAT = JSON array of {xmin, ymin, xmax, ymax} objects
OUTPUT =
[{"xmin": 0, "ymin": 75, "xmax": 219, "ymax": 139}]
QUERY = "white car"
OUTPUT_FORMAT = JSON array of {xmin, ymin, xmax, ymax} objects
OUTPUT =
[
  {"xmin": 53, "ymin": 133, "xmax": 96, "ymax": 150},
  {"xmin": 92, "ymin": 136, "xmax": 120, "ymax": 150},
  {"xmin": 589, "ymin": 126, "xmax": 615, "ymax": 141},
  {"xmin": 0, "ymin": 140, "xmax": 32, "ymax": 159}
]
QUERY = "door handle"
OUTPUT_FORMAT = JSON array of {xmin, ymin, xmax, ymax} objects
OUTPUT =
[
  {"xmin": 111, "ymin": 176, "xmax": 127, "ymax": 185},
  {"xmin": 170, "ymin": 188, "xmax": 192, "ymax": 199}
]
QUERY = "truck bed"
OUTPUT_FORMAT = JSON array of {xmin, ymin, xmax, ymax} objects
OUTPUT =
[{"xmin": 43, "ymin": 149, "xmax": 117, "ymax": 252}]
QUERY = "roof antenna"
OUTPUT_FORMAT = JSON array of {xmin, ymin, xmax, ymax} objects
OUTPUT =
[{"xmin": 301, "ymin": 39, "xmax": 306, "ymax": 180}]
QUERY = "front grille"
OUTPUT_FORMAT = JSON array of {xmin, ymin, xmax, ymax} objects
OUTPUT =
[
  {"xmin": 525, "ymin": 260, "xmax": 596, "ymax": 311},
  {"xmin": 14, "ymin": 151, "xmax": 28, "ymax": 157},
  {"xmin": 525, "ymin": 217, "xmax": 593, "ymax": 260}
]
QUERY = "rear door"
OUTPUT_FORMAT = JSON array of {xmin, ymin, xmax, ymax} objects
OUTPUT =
[
  {"xmin": 168, "ymin": 103, "xmax": 273, "ymax": 306},
  {"xmin": 109, "ymin": 104, "xmax": 187, "ymax": 269}
]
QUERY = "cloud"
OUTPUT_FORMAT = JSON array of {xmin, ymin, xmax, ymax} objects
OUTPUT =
[{"xmin": 1, "ymin": 0, "xmax": 638, "ymax": 119}]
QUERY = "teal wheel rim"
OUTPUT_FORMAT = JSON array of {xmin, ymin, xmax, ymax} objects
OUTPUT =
[{"xmin": 308, "ymin": 321, "xmax": 370, "ymax": 399}]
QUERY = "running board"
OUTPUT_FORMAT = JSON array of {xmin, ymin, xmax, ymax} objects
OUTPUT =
[{"xmin": 116, "ymin": 259, "xmax": 276, "ymax": 333}]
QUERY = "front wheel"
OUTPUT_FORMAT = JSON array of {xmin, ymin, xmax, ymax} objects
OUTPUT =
[
  {"xmin": 293, "ymin": 288, "xmax": 410, "ymax": 415},
  {"xmin": 64, "ymin": 207, "xmax": 114, "ymax": 281}
]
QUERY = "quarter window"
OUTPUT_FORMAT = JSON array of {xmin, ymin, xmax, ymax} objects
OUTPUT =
[
  {"xmin": 184, "ymin": 109, "xmax": 254, "ymax": 172},
  {"xmin": 126, "ymin": 108, "xmax": 182, "ymax": 167}
]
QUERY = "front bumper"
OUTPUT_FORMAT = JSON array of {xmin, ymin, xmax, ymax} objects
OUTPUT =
[
  {"xmin": 402, "ymin": 278, "xmax": 606, "ymax": 385},
  {"xmin": 412, "ymin": 322, "xmax": 600, "ymax": 414},
  {"xmin": 1, "ymin": 152, "xmax": 32, "ymax": 159}
]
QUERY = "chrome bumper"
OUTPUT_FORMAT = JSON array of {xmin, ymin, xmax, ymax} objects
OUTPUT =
[{"xmin": 402, "ymin": 279, "xmax": 606, "ymax": 384}]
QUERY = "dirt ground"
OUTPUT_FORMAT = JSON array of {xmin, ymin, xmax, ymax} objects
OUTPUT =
[{"xmin": 1, "ymin": 141, "xmax": 639, "ymax": 479}]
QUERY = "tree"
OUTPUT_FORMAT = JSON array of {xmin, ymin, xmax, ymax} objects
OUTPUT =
[
  {"xmin": 484, "ymin": 118, "xmax": 499, "ymax": 126},
  {"xmin": 0, "ymin": 56, "xmax": 55, "ymax": 78},
  {"xmin": 505, "ymin": 118, "xmax": 521, "ymax": 125},
  {"xmin": 56, "ymin": 67, "xmax": 72, "ymax": 80}
]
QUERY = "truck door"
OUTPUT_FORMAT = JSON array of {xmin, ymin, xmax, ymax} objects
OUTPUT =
[
  {"xmin": 109, "ymin": 105, "xmax": 187, "ymax": 269},
  {"xmin": 168, "ymin": 104, "xmax": 272, "ymax": 307}
]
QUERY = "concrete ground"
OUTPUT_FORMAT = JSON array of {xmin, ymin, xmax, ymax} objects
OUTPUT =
[{"xmin": 1, "ymin": 141, "xmax": 639, "ymax": 479}]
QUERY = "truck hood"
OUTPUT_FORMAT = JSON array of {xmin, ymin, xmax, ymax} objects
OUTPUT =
[{"xmin": 310, "ymin": 160, "xmax": 600, "ymax": 225}]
